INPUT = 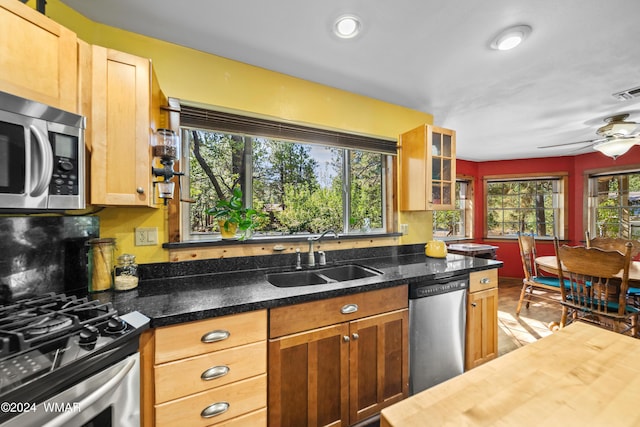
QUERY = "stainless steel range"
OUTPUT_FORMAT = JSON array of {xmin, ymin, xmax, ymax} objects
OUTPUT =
[{"xmin": 0, "ymin": 292, "xmax": 149, "ymax": 426}]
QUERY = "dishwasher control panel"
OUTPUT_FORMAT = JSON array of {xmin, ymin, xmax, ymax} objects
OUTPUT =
[{"xmin": 410, "ymin": 278, "xmax": 468, "ymax": 298}]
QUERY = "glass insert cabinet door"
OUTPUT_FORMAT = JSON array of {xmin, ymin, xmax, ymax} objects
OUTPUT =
[
  {"xmin": 430, "ymin": 128, "xmax": 455, "ymax": 209},
  {"xmin": 398, "ymin": 124, "xmax": 456, "ymax": 211}
]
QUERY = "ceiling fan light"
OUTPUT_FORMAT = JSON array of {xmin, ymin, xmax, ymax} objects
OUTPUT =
[
  {"xmin": 490, "ymin": 25, "xmax": 532, "ymax": 51},
  {"xmin": 596, "ymin": 121, "xmax": 638, "ymax": 137},
  {"xmin": 593, "ymin": 138, "xmax": 638, "ymax": 159}
]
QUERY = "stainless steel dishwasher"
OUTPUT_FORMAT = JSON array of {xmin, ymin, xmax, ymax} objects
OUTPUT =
[{"xmin": 409, "ymin": 274, "xmax": 469, "ymax": 395}]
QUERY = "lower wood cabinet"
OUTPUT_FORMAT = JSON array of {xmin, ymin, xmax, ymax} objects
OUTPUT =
[
  {"xmin": 268, "ymin": 286, "xmax": 409, "ymax": 427},
  {"xmin": 465, "ymin": 269, "xmax": 499, "ymax": 370},
  {"xmin": 143, "ymin": 310, "xmax": 267, "ymax": 426}
]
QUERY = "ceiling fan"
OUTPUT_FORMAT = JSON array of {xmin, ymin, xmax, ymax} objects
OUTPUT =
[{"xmin": 538, "ymin": 114, "xmax": 640, "ymax": 159}]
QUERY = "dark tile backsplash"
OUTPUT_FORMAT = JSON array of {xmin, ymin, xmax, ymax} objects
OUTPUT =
[
  {"xmin": 0, "ymin": 216, "xmax": 99, "ymax": 301},
  {"xmin": 139, "ymin": 243, "xmax": 425, "ymax": 280}
]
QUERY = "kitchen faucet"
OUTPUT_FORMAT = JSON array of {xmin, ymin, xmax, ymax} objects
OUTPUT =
[{"xmin": 307, "ymin": 229, "xmax": 339, "ymax": 267}]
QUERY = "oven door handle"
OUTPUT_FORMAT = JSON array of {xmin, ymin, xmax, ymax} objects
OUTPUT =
[{"xmin": 42, "ymin": 355, "xmax": 137, "ymax": 427}]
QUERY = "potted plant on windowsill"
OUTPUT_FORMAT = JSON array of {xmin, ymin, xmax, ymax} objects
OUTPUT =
[{"xmin": 206, "ymin": 188, "xmax": 264, "ymax": 240}]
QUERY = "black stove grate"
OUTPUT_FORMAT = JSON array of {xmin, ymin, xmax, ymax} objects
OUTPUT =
[{"xmin": 0, "ymin": 293, "xmax": 117, "ymax": 357}]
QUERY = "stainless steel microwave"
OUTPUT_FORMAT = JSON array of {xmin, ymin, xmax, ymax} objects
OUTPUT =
[{"xmin": 0, "ymin": 90, "xmax": 85, "ymax": 211}]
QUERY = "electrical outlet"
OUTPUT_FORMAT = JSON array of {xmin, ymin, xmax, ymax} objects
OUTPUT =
[
  {"xmin": 400, "ymin": 224, "xmax": 408, "ymax": 235},
  {"xmin": 135, "ymin": 227, "xmax": 158, "ymax": 246}
]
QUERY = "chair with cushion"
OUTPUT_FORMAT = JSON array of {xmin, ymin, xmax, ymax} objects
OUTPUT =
[
  {"xmin": 554, "ymin": 238, "xmax": 638, "ymax": 336},
  {"xmin": 515, "ymin": 232, "xmax": 563, "ymax": 316},
  {"xmin": 585, "ymin": 231, "xmax": 640, "ymax": 303}
]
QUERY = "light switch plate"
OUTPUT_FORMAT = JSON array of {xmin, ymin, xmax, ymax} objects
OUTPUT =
[{"xmin": 135, "ymin": 227, "xmax": 158, "ymax": 246}]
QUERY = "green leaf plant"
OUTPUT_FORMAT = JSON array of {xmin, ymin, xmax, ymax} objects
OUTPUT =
[{"xmin": 205, "ymin": 187, "xmax": 265, "ymax": 240}]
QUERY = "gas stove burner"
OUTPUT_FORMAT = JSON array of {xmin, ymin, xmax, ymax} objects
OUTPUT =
[
  {"xmin": 0, "ymin": 292, "xmax": 149, "ymax": 423},
  {"xmin": 26, "ymin": 314, "xmax": 74, "ymax": 337}
]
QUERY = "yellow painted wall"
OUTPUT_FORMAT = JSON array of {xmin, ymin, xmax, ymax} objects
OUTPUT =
[{"xmin": 40, "ymin": 0, "xmax": 433, "ymax": 262}]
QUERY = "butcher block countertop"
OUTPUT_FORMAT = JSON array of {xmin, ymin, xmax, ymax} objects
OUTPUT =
[{"xmin": 381, "ymin": 322, "xmax": 640, "ymax": 426}]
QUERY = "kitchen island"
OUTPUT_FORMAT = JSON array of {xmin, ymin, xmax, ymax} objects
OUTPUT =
[{"xmin": 381, "ymin": 322, "xmax": 640, "ymax": 427}]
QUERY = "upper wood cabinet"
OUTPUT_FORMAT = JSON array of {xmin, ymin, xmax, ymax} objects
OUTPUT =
[
  {"xmin": 398, "ymin": 124, "xmax": 456, "ymax": 211},
  {"xmin": 0, "ymin": 0, "xmax": 78, "ymax": 112},
  {"xmin": 81, "ymin": 45, "xmax": 163, "ymax": 206}
]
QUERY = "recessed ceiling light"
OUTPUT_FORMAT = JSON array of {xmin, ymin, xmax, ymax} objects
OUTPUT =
[
  {"xmin": 490, "ymin": 25, "xmax": 532, "ymax": 51},
  {"xmin": 334, "ymin": 15, "xmax": 361, "ymax": 39}
]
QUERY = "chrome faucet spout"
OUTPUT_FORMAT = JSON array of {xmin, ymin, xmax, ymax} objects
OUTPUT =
[
  {"xmin": 307, "ymin": 230, "xmax": 339, "ymax": 267},
  {"xmin": 309, "ymin": 229, "xmax": 339, "ymax": 242}
]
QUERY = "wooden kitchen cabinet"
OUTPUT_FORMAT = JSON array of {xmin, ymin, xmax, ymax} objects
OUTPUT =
[
  {"xmin": 0, "ymin": 0, "xmax": 78, "ymax": 112},
  {"xmin": 268, "ymin": 286, "xmax": 409, "ymax": 427},
  {"xmin": 144, "ymin": 310, "xmax": 268, "ymax": 427},
  {"xmin": 398, "ymin": 124, "xmax": 456, "ymax": 211},
  {"xmin": 82, "ymin": 45, "xmax": 164, "ymax": 206},
  {"xmin": 465, "ymin": 269, "xmax": 499, "ymax": 370}
]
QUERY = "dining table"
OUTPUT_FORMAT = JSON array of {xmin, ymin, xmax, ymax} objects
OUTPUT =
[
  {"xmin": 380, "ymin": 322, "xmax": 640, "ymax": 427},
  {"xmin": 535, "ymin": 255, "xmax": 640, "ymax": 286}
]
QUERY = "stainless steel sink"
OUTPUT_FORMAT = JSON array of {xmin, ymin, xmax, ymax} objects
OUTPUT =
[
  {"xmin": 266, "ymin": 270, "xmax": 329, "ymax": 287},
  {"xmin": 316, "ymin": 264, "xmax": 381, "ymax": 281},
  {"xmin": 266, "ymin": 264, "xmax": 382, "ymax": 287}
]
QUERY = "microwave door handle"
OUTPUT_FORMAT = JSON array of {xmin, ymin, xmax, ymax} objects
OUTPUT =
[{"xmin": 29, "ymin": 124, "xmax": 54, "ymax": 196}]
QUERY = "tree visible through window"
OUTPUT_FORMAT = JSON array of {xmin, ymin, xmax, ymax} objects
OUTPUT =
[
  {"xmin": 588, "ymin": 171, "xmax": 640, "ymax": 239},
  {"xmin": 485, "ymin": 178, "xmax": 563, "ymax": 238},
  {"xmin": 182, "ymin": 128, "xmax": 385, "ymax": 239},
  {"xmin": 433, "ymin": 180, "xmax": 470, "ymax": 238}
]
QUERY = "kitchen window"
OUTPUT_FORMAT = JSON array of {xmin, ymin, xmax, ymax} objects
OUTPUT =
[
  {"xmin": 485, "ymin": 174, "xmax": 567, "ymax": 239},
  {"xmin": 586, "ymin": 170, "xmax": 640, "ymax": 239},
  {"xmin": 178, "ymin": 105, "xmax": 394, "ymax": 241},
  {"xmin": 433, "ymin": 178, "xmax": 473, "ymax": 239}
]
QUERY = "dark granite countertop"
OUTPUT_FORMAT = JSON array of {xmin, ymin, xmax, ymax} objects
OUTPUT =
[{"xmin": 92, "ymin": 250, "xmax": 502, "ymax": 328}]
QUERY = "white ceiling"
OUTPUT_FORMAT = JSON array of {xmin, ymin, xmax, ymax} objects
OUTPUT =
[{"xmin": 59, "ymin": 0, "xmax": 640, "ymax": 161}]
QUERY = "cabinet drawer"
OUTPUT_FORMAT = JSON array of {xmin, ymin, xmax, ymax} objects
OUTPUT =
[
  {"xmin": 155, "ymin": 310, "xmax": 266, "ymax": 364},
  {"xmin": 155, "ymin": 374, "xmax": 266, "ymax": 427},
  {"xmin": 213, "ymin": 408, "xmax": 266, "ymax": 427},
  {"xmin": 269, "ymin": 285, "xmax": 408, "ymax": 338},
  {"xmin": 469, "ymin": 269, "xmax": 498, "ymax": 293},
  {"xmin": 155, "ymin": 341, "xmax": 266, "ymax": 404}
]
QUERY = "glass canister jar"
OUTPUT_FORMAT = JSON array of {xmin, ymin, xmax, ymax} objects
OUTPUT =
[
  {"xmin": 87, "ymin": 238, "xmax": 115, "ymax": 292},
  {"xmin": 114, "ymin": 254, "xmax": 139, "ymax": 291}
]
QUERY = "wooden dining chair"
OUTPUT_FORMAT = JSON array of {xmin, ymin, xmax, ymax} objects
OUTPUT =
[
  {"xmin": 585, "ymin": 230, "xmax": 640, "ymax": 257},
  {"xmin": 515, "ymin": 232, "xmax": 564, "ymax": 316},
  {"xmin": 585, "ymin": 231, "xmax": 640, "ymax": 306},
  {"xmin": 554, "ymin": 238, "xmax": 638, "ymax": 336}
]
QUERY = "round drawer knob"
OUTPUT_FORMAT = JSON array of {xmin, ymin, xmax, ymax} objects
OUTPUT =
[{"xmin": 136, "ymin": 187, "xmax": 145, "ymax": 194}]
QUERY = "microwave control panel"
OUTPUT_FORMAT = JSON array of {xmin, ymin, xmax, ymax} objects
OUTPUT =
[{"xmin": 49, "ymin": 132, "xmax": 79, "ymax": 196}]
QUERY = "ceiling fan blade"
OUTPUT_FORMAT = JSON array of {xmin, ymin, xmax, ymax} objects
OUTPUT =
[{"xmin": 537, "ymin": 139, "xmax": 598, "ymax": 149}]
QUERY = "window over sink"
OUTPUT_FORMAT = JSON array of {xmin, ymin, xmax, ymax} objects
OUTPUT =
[{"xmin": 178, "ymin": 104, "xmax": 394, "ymax": 241}]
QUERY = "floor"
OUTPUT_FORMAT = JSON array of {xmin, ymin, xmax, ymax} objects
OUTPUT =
[{"xmin": 497, "ymin": 277, "xmax": 563, "ymax": 356}]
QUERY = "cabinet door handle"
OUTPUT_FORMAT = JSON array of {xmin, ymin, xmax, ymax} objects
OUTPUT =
[
  {"xmin": 343, "ymin": 335, "xmax": 350, "ymax": 342},
  {"xmin": 201, "ymin": 365, "xmax": 230, "ymax": 381},
  {"xmin": 201, "ymin": 329, "xmax": 230, "ymax": 343},
  {"xmin": 201, "ymin": 402, "xmax": 229, "ymax": 418},
  {"xmin": 352, "ymin": 333, "xmax": 359, "ymax": 340},
  {"xmin": 341, "ymin": 304, "xmax": 358, "ymax": 315},
  {"xmin": 480, "ymin": 277, "xmax": 491, "ymax": 284},
  {"xmin": 136, "ymin": 186, "xmax": 145, "ymax": 194},
  {"xmin": 471, "ymin": 302, "xmax": 477, "ymax": 307}
]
